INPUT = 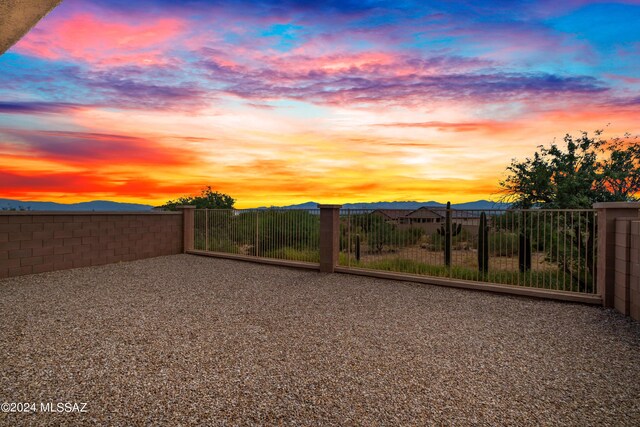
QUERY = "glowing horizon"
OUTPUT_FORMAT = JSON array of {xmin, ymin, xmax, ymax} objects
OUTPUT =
[{"xmin": 1, "ymin": 0, "xmax": 639, "ymax": 208}]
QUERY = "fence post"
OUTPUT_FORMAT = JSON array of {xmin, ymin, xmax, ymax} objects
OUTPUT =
[
  {"xmin": 594, "ymin": 202, "xmax": 640, "ymax": 308},
  {"xmin": 178, "ymin": 205, "xmax": 196, "ymax": 253},
  {"xmin": 319, "ymin": 204, "xmax": 342, "ymax": 273}
]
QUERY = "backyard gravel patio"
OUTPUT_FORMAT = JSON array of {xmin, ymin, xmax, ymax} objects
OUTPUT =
[{"xmin": 1, "ymin": 254, "xmax": 639, "ymax": 426}]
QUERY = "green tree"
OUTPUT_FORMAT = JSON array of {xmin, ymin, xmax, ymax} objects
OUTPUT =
[
  {"xmin": 500, "ymin": 130, "xmax": 639, "ymax": 209},
  {"xmin": 161, "ymin": 186, "xmax": 235, "ymax": 210},
  {"xmin": 499, "ymin": 130, "xmax": 639, "ymax": 291}
]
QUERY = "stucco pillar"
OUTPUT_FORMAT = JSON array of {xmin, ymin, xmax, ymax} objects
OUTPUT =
[
  {"xmin": 318, "ymin": 204, "xmax": 341, "ymax": 273},
  {"xmin": 178, "ymin": 206, "xmax": 195, "ymax": 253}
]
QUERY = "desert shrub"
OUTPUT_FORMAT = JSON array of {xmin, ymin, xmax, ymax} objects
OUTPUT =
[
  {"xmin": 208, "ymin": 237, "xmax": 239, "ymax": 254},
  {"xmin": 341, "ymin": 214, "xmax": 424, "ymax": 253},
  {"xmin": 243, "ymin": 210, "xmax": 320, "ymax": 255},
  {"xmin": 488, "ymin": 231, "xmax": 519, "ymax": 257},
  {"xmin": 454, "ymin": 229, "xmax": 475, "ymax": 250},
  {"xmin": 400, "ymin": 227, "xmax": 424, "ymax": 246},
  {"xmin": 429, "ymin": 228, "xmax": 475, "ymax": 251}
]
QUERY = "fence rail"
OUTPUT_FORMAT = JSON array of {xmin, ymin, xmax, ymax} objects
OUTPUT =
[
  {"xmin": 192, "ymin": 207, "xmax": 599, "ymax": 296},
  {"xmin": 339, "ymin": 208, "xmax": 598, "ymax": 294},
  {"xmin": 193, "ymin": 209, "xmax": 320, "ymax": 264}
]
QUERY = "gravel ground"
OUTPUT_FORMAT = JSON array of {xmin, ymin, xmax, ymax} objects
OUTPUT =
[{"xmin": 1, "ymin": 254, "xmax": 639, "ymax": 426}]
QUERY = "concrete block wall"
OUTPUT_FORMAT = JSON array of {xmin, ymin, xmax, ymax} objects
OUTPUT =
[
  {"xmin": 614, "ymin": 219, "xmax": 632, "ymax": 316},
  {"xmin": 0, "ymin": 212, "xmax": 183, "ymax": 279},
  {"xmin": 631, "ymin": 221, "xmax": 640, "ymax": 321},
  {"xmin": 594, "ymin": 202, "xmax": 640, "ymax": 315}
]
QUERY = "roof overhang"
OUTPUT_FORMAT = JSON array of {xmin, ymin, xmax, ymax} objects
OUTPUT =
[{"xmin": 0, "ymin": 0, "xmax": 62, "ymax": 55}]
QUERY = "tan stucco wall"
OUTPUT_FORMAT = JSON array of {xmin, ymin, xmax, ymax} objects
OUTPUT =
[{"xmin": 0, "ymin": 0, "xmax": 62, "ymax": 55}]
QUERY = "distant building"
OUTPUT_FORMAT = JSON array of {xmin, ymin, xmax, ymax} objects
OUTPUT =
[
  {"xmin": 406, "ymin": 207, "xmax": 481, "ymax": 226},
  {"xmin": 404, "ymin": 207, "xmax": 443, "ymax": 224},
  {"xmin": 372, "ymin": 207, "xmax": 482, "ymax": 227},
  {"xmin": 371, "ymin": 209, "xmax": 411, "ymax": 224}
]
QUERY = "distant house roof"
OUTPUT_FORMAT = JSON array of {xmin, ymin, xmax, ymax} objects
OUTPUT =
[
  {"xmin": 405, "ymin": 207, "xmax": 444, "ymax": 219},
  {"xmin": 371, "ymin": 207, "xmax": 482, "ymax": 221},
  {"xmin": 405, "ymin": 207, "xmax": 481, "ymax": 219},
  {"xmin": 372, "ymin": 209, "xmax": 411, "ymax": 220}
]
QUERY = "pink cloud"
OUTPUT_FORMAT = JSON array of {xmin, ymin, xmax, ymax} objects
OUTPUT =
[
  {"xmin": 604, "ymin": 73, "xmax": 640, "ymax": 84},
  {"xmin": 14, "ymin": 13, "xmax": 184, "ymax": 66},
  {"xmin": 526, "ymin": 0, "xmax": 640, "ymax": 18},
  {"xmin": 262, "ymin": 51, "xmax": 400, "ymax": 78}
]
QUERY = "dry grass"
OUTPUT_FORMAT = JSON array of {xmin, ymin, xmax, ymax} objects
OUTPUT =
[
  {"xmin": 356, "ymin": 247, "xmax": 556, "ymax": 272},
  {"xmin": 1, "ymin": 254, "xmax": 639, "ymax": 426}
]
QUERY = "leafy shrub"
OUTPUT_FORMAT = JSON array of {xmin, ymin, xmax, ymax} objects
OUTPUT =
[
  {"xmin": 488, "ymin": 232, "xmax": 519, "ymax": 256},
  {"xmin": 429, "ymin": 229, "xmax": 475, "ymax": 251}
]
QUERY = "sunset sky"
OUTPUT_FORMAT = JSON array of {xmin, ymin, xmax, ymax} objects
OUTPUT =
[{"xmin": 1, "ymin": 0, "xmax": 639, "ymax": 208}]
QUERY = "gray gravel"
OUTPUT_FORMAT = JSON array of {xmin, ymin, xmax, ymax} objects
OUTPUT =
[{"xmin": 1, "ymin": 254, "xmax": 639, "ymax": 426}]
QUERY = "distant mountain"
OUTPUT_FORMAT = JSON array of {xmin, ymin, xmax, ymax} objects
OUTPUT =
[
  {"xmin": 0, "ymin": 198, "xmax": 154, "ymax": 211},
  {"xmin": 449, "ymin": 200, "xmax": 511, "ymax": 210},
  {"xmin": 1, "ymin": 198, "xmax": 510, "ymax": 212},
  {"xmin": 260, "ymin": 200, "xmax": 510, "ymax": 210}
]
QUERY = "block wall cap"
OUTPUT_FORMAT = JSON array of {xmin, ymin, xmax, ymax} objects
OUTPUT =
[
  {"xmin": 593, "ymin": 202, "xmax": 640, "ymax": 209},
  {"xmin": 615, "ymin": 217, "xmax": 640, "ymax": 222},
  {"xmin": 0, "ymin": 211, "xmax": 181, "ymax": 215}
]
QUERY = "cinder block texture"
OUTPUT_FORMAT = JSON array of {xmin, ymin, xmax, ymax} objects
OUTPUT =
[
  {"xmin": 631, "ymin": 221, "xmax": 640, "ymax": 321},
  {"xmin": 595, "ymin": 203, "xmax": 640, "ymax": 308},
  {"xmin": 0, "ymin": 212, "xmax": 183, "ymax": 279},
  {"xmin": 614, "ymin": 219, "xmax": 632, "ymax": 316}
]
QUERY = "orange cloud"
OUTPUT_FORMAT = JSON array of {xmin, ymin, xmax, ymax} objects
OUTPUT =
[
  {"xmin": 0, "ymin": 169, "xmax": 198, "ymax": 202},
  {"xmin": 375, "ymin": 120, "xmax": 520, "ymax": 133},
  {"xmin": 1, "ymin": 129, "xmax": 196, "ymax": 167}
]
